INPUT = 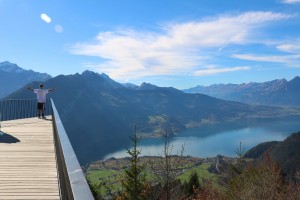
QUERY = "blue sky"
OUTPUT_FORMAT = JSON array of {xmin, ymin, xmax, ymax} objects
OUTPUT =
[{"xmin": 1, "ymin": 0, "xmax": 300, "ymax": 89}]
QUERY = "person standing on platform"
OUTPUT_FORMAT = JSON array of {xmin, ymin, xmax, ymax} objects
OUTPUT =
[{"xmin": 28, "ymin": 84, "xmax": 54, "ymax": 118}]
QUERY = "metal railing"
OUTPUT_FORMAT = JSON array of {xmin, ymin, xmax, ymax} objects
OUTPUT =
[
  {"xmin": 51, "ymin": 99, "xmax": 94, "ymax": 200},
  {"xmin": 0, "ymin": 99, "xmax": 52, "ymax": 121},
  {"xmin": 0, "ymin": 99, "xmax": 94, "ymax": 200}
]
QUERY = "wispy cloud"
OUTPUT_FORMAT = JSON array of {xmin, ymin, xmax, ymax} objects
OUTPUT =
[
  {"xmin": 282, "ymin": 0, "xmax": 300, "ymax": 4},
  {"xmin": 70, "ymin": 11, "xmax": 291, "ymax": 80},
  {"xmin": 234, "ymin": 38, "xmax": 300, "ymax": 67},
  {"xmin": 194, "ymin": 65, "xmax": 250, "ymax": 76},
  {"xmin": 277, "ymin": 40, "xmax": 300, "ymax": 53},
  {"xmin": 232, "ymin": 54, "xmax": 300, "ymax": 67},
  {"xmin": 40, "ymin": 13, "xmax": 51, "ymax": 23}
]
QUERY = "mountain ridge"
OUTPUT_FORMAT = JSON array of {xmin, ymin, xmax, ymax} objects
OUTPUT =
[
  {"xmin": 0, "ymin": 61, "xmax": 52, "ymax": 98},
  {"xmin": 5, "ymin": 70, "xmax": 300, "ymax": 165},
  {"xmin": 183, "ymin": 76, "xmax": 300, "ymax": 106}
]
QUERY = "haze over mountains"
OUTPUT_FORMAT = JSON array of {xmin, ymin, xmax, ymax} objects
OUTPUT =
[
  {"xmin": 183, "ymin": 77, "xmax": 300, "ymax": 107},
  {"xmin": 4, "ymin": 63, "xmax": 300, "ymax": 164},
  {"xmin": 0, "ymin": 61, "xmax": 51, "ymax": 98}
]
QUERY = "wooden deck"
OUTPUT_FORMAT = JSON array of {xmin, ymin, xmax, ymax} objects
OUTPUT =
[{"xmin": 0, "ymin": 117, "xmax": 60, "ymax": 200}]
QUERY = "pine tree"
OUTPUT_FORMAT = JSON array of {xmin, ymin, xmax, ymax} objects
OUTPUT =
[
  {"xmin": 185, "ymin": 171, "xmax": 200, "ymax": 195},
  {"xmin": 122, "ymin": 126, "xmax": 146, "ymax": 200}
]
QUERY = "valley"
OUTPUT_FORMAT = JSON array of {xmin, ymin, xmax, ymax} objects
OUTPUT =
[{"xmin": 2, "ymin": 61, "xmax": 300, "ymax": 166}]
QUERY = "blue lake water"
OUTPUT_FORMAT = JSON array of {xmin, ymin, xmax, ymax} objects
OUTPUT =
[{"xmin": 104, "ymin": 120, "xmax": 300, "ymax": 159}]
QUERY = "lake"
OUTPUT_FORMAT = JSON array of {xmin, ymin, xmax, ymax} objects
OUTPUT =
[{"xmin": 104, "ymin": 120, "xmax": 300, "ymax": 159}]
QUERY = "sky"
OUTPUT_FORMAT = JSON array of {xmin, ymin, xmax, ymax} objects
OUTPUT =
[{"xmin": 1, "ymin": 0, "xmax": 300, "ymax": 89}]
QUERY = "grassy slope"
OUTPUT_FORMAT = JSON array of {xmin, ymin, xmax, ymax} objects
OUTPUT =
[
  {"xmin": 87, "ymin": 161, "xmax": 220, "ymax": 196},
  {"xmin": 177, "ymin": 163, "xmax": 218, "ymax": 182}
]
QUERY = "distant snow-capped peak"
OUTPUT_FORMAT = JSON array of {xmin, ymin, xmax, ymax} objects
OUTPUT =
[{"xmin": 0, "ymin": 61, "xmax": 25, "ymax": 73}]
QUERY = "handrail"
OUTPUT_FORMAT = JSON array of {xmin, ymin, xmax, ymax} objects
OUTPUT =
[
  {"xmin": 0, "ymin": 99, "xmax": 52, "ymax": 121},
  {"xmin": 0, "ymin": 98, "xmax": 94, "ymax": 199},
  {"xmin": 51, "ymin": 99, "xmax": 94, "ymax": 200}
]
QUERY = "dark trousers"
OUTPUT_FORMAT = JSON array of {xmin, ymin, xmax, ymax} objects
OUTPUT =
[{"xmin": 37, "ymin": 102, "xmax": 45, "ymax": 117}]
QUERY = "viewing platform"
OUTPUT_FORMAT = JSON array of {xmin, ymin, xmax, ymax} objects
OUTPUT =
[
  {"xmin": 0, "ymin": 117, "xmax": 59, "ymax": 199},
  {"xmin": 0, "ymin": 99, "xmax": 94, "ymax": 200}
]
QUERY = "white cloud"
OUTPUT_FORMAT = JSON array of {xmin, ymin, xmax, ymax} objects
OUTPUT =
[
  {"xmin": 277, "ymin": 41, "xmax": 300, "ymax": 53},
  {"xmin": 233, "ymin": 39, "xmax": 300, "ymax": 67},
  {"xmin": 282, "ymin": 0, "xmax": 300, "ymax": 4},
  {"xmin": 194, "ymin": 66, "xmax": 250, "ymax": 76},
  {"xmin": 232, "ymin": 53, "xmax": 300, "ymax": 67},
  {"xmin": 70, "ymin": 11, "xmax": 291, "ymax": 80},
  {"xmin": 41, "ymin": 13, "xmax": 51, "ymax": 23}
]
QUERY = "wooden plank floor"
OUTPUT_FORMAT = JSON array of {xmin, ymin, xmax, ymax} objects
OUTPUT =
[{"xmin": 0, "ymin": 117, "xmax": 60, "ymax": 200}]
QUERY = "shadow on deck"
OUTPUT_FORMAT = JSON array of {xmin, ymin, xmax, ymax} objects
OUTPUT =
[{"xmin": 0, "ymin": 133, "xmax": 20, "ymax": 143}]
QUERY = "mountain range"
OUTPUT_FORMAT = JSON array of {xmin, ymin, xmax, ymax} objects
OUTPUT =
[
  {"xmin": 5, "ymin": 69, "xmax": 300, "ymax": 165},
  {"xmin": 0, "ymin": 61, "xmax": 52, "ymax": 98},
  {"xmin": 183, "ymin": 77, "xmax": 300, "ymax": 107}
]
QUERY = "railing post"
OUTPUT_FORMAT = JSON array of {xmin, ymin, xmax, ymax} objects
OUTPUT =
[
  {"xmin": 0, "ymin": 99, "xmax": 3, "ymax": 136},
  {"xmin": 0, "ymin": 112, "xmax": 3, "ymax": 137}
]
